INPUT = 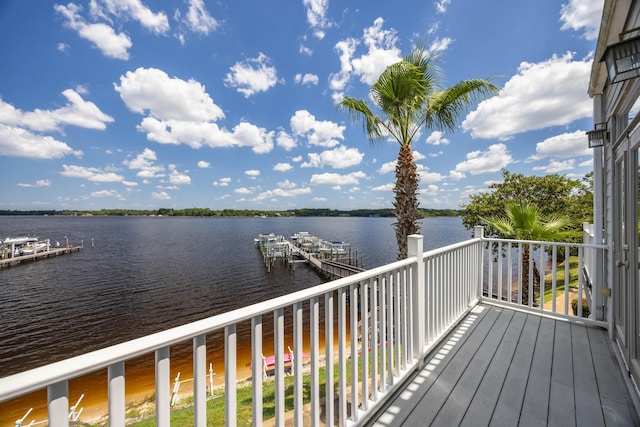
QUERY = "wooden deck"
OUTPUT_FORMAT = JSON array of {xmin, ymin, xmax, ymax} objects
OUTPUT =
[{"xmin": 370, "ymin": 304, "xmax": 639, "ymax": 427}]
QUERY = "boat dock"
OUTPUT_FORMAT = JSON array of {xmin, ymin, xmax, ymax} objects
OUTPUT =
[
  {"xmin": 255, "ymin": 232, "xmax": 365, "ymax": 278},
  {"xmin": 1, "ymin": 242, "xmax": 83, "ymax": 269}
]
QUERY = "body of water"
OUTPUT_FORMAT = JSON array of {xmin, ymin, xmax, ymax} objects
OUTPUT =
[{"xmin": 0, "ymin": 215, "xmax": 470, "ymax": 425}]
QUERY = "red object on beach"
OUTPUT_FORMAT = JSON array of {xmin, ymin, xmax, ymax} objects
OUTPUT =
[{"xmin": 250, "ymin": 352, "xmax": 309, "ymax": 369}]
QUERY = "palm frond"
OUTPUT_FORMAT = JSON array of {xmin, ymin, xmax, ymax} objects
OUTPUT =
[
  {"xmin": 337, "ymin": 97, "xmax": 385, "ymax": 144},
  {"xmin": 425, "ymin": 78, "xmax": 498, "ymax": 132},
  {"xmin": 482, "ymin": 202, "xmax": 572, "ymax": 243}
]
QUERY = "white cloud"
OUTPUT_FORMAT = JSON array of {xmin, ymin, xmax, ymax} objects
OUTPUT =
[
  {"xmin": 330, "ymin": 18, "xmax": 402, "ymax": 100},
  {"xmin": 17, "ymin": 179, "xmax": 51, "ymax": 188},
  {"xmin": 116, "ymin": 68, "xmax": 274, "ymax": 153},
  {"xmin": 91, "ymin": 0, "xmax": 169, "ymax": 34},
  {"xmin": 372, "ymin": 183, "xmax": 394, "ymax": 191},
  {"xmin": 560, "ymin": 0, "xmax": 603, "ymax": 40},
  {"xmin": 276, "ymin": 130, "xmax": 297, "ymax": 151},
  {"xmin": 428, "ymin": 37, "xmax": 453, "ymax": 54},
  {"xmin": 235, "ymin": 187, "xmax": 254, "ymax": 194},
  {"xmin": 294, "ymin": 73, "xmax": 320, "ymax": 86},
  {"xmin": 426, "ymin": 131, "xmax": 449, "ymax": 146},
  {"xmin": 528, "ymin": 130, "xmax": 591, "ymax": 160},
  {"xmin": 310, "ymin": 171, "xmax": 366, "ymax": 185},
  {"xmin": 351, "ymin": 18, "xmax": 402, "ymax": 86},
  {"xmin": 0, "ymin": 89, "xmax": 114, "ymax": 133},
  {"xmin": 61, "ymin": 164, "xmax": 124, "ymax": 182},
  {"xmin": 169, "ymin": 167, "xmax": 191, "ymax": 185},
  {"xmin": 436, "ymin": 0, "xmax": 452, "ymax": 13},
  {"xmin": 55, "ymin": 3, "xmax": 133, "ymax": 60},
  {"xmin": 197, "ymin": 160, "xmax": 210, "ymax": 168},
  {"xmin": 462, "ymin": 52, "xmax": 592, "ymax": 140},
  {"xmin": 452, "ymin": 144, "xmax": 513, "ymax": 177},
  {"xmin": 213, "ymin": 177, "xmax": 231, "ymax": 186},
  {"xmin": 224, "ymin": 53, "xmax": 281, "ymax": 97},
  {"xmin": 124, "ymin": 147, "xmax": 157, "ymax": 168},
  {"xmin": 245, "ymin": 169, "xmax": 260, "ymax": 177},
  {"xmin": 303, "ymin": 0, "xmax": 331, "ymax": 38},
  {"xmin": 0, "ymin": 124, "xmax": 81, "ymax": 159},
  {"xmin": 123, "ymin": 148, "xmax": 165, "ymax": 179},
  {"xmin": 115, "ymin": 67, "xmax": 224, "ymax": 122},
  {"xmin": 152, "ymin": 191, "xmax": 171, "ymax": 200},
  {"xmin": 251, "ymin": 186, "xmax": 313, "ymax": 201},
  {"xmin": 277, "ymin": 179, "xmax": 297, "ymax": 189},
  {"xmin": 273, "ymin": 163, "xmax": 293, "ymax": 172},
  {"xmin": 420, "ymin": 184, "xmax": 439, "ymax": 197},
  {"xmin": 290, "ymin": 110, "xmax": 345, "ymax": 147},
  {"xmin": 533, "ymin": 159, "xmax": 576, "ymax": 173},
  {"xmin": 301, "ymin": 145, "xmax": 364, "ymax": 169},
  {"xmin": 329, "ymin": 38, "xmax": 357, "ymax": 98},
  {"xmin": 378, "ymin": 161, "xmax": 396, "ymax": 174},
  {"xmin": 91, "ymin": 189, "xmax": 124, "ymax": 198},
  {"xmin": 413, "ymin": 150, "xmax": 426, "ymax": 161},
  {"xmin": 175, "ymin": 0, "xmax": 218, "ymax": 36},
  {"xmin": 419, "ymin": 170, "xmax": 445, "ymax": 184}
]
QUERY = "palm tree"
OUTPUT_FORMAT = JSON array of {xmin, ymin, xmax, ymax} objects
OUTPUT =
[
  {"xmin": 338, "ymin": 45, "xmax": 497, "ymax": 259},
  {"xmin": 482, "ymin": 202, "xmax": 573, "ymax": 306}
]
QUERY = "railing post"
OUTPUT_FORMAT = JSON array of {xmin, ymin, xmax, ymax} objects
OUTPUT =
[
  {"xmin": 251, "ymin": 315, "xmax": 263, "ymax": 427},
  {"xmin": 193, "ymin": 334, "xmax": 206, "ymax": 427},
  {"xmin": 408, "ymin": 234, "xmax": 424, "ymax": 366},
  {"xmin": 47, "ymin": 381, "xmax": 69, "ymax": 427},
  {"xmin": 474, "ymin": 226, "xmax": 484, "ymax": 301},
  {"xmin": 108, "ymin": 362, "xmax": 125, "ymax": 427},
  {"xmin": 156, "ymin": 346, "xmax": 170, "ymax": 427}
]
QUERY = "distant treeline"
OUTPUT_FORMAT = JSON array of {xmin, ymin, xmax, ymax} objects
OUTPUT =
[{"xmin": 0, "ymin": 208, "xmax": 461, "ymax": 218}]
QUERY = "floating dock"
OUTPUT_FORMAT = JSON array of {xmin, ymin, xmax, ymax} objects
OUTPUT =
[
  {"xmin": 0, "ymin": 245, "xmax": 82, "ymax": 269},
  {"xmin": 255, "ymin": 232, "xmax": 365, "ymax": 278}
]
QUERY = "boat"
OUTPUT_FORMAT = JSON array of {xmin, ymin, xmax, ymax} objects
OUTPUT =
[{"xmin": 2, "ymin": 236, "xmax": 49, "ymax": 257}]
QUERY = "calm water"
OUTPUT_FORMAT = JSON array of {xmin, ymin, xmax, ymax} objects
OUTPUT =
[{"xmin": 0, "ymin": 215, "xmax": 469, "ymax": 424}]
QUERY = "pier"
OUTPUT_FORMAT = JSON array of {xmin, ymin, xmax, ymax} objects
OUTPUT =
[
  {"xmin": 0, "ymin": 245, "xmax": 82, "ymax": 269},
  {"xmin": 255, "ymin": 232, "xmax": 365, "ymax": 278}
]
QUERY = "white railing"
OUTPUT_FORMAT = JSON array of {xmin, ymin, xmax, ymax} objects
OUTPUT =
[
  {"xmin": 0, "ymin": 229, "xmax": 606, "ymax": 426},
  {"xmin": 478, "ymin": 226, "xmax": 607, "ymax": 324}
]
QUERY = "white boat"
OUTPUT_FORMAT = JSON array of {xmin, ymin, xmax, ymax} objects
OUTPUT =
[{"xmin": 3, "ymin": 236, "xmax": 49, "ymax": 257}]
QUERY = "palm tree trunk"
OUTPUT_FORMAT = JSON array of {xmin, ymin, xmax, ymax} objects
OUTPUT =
[{"xmin": 393, "ymin": 144, "xmax": 420, "ymax": 259}]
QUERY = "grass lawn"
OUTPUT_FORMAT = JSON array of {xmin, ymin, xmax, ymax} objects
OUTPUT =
[
  {"xmin": 119, "ymin": 371, "xmax": 323, "ymax": 427},
  {"xmin": 91, "ymin": 346, "xmax": 384, "ymax": 426},
  {"xmin": 544, "ymin": 256, "xmax": 591, "ymax": 317},
  {"xmin": 542, "ymin": 255, "xmax": 579, "ymax": 304}
]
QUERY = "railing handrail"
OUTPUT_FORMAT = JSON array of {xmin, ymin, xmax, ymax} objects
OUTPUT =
[{"xmin": 482, "ymin": 236, "xmax": 607, "ymax": 249}]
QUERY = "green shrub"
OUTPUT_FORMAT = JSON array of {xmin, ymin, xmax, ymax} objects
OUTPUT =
[{"xmin": 571, "ymin": 298, "xmax": 590, "ymax": 317}]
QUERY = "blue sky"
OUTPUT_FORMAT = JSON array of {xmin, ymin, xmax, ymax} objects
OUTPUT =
[{"xmin": 0, "ymin": 0, "xmax": 601, "ymax": 211}]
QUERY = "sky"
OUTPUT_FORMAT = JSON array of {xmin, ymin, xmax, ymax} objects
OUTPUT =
[{"xmin": 0, "ymin": 0, "xmax": 602, "ymax": 211}]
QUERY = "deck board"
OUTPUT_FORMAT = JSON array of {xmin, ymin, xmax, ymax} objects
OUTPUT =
[
  {"xmin": 572, "ymin": 322, "xmax": 605, "ymax": 426},
  {"xmin": 489, "ymin": 314, "xmax": 541, "ymax": 426},
  {"xmin": 548, "ymin": 320, "xmax": 575, "ymax": 426},
  {"xmin": 369, "ymin": 304, "xmax": 639, "ymax": 427},
  {"xmin": 459, "ymin": 310, "xmax": 527, "ymax": 427},
  {"xmin": 431, "ymin": 308, "xmax": 514, "ymax": 426}
]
